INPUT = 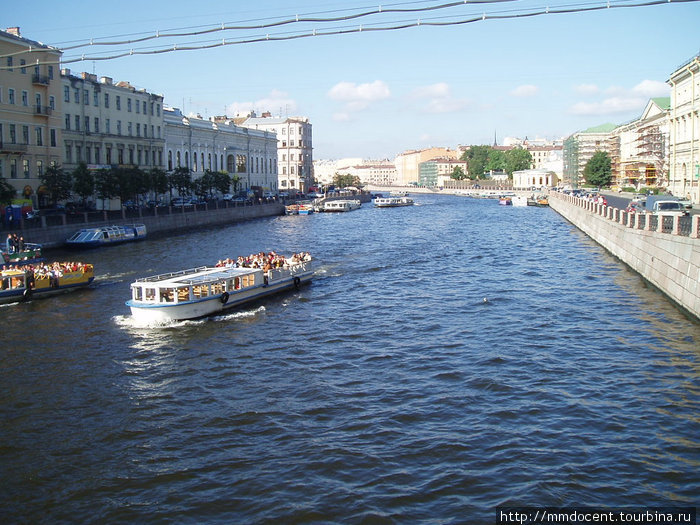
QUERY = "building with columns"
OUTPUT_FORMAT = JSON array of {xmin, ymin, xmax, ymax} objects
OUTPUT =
[
  {"xmin": 667, "ymin": 53, "xmax": 700, "ymax": 203},
  {"xmin": 165, "ymin": 108, "xmax": 278, "ymax": 194},
  {"xmin": 0, "ymin": 27, "xmax": 62, "ymax": 207}
]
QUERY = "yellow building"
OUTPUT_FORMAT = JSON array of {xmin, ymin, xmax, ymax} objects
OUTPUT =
[
  {"xmin": 0, "ymin": 27, "xmax": 63, "ymax": 206},
  {"xmin": 668, "ymin": 53, "xmax": 700, "ymax": 204},
  {"xmin": 394, "ymin": 147, "xmax": 459, "ymax": 186}
]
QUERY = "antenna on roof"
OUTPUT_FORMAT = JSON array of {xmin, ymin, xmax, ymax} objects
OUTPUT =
[{"xmin": 493, "ymin": 130, "xmax": 497, "ymax": 146}]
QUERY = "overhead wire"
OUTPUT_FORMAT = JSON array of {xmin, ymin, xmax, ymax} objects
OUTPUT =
[{"xmin": 0, "ymin": 0, "xmax": 696, "ymax": 68}]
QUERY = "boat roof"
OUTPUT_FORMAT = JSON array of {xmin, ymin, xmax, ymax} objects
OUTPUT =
[{"xmin": 133, "ymin": 265, "xmax": 260, "ymax": 287}]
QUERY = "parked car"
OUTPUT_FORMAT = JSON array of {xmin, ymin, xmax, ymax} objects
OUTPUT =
[
  {"xmin": 222, "ymin": 194, "xmax": 234, "ymax": 201},
  {"xmin": 677, "ymin": 198, "xmax": 693, "ymax": 209},
  {"xmin": 171, "ymin": 198, "xmax": 194, "ymax": 207}
]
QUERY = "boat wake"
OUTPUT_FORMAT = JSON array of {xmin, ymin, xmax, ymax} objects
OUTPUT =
[{"xmin": 113, "ymin": 305, "xmax": 266, "ymax": 330}]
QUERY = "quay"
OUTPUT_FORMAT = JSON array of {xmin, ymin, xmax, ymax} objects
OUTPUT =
[
  {"xmin": 2, "ymin": 201, "xmax": 285, "ymax": 249},
  {"xmin": 548, "ymin": 191, "xmax": 700, "ymax": 320}
]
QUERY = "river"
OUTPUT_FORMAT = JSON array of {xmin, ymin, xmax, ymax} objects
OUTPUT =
[{"xmin": 1, "ymin": 194, "xmax": 698, "ymax": 524}]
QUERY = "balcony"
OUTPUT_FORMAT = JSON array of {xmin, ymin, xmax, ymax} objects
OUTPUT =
[
  {"xmin": 35, "ymin": 105, "xmax": 52, "ymax": 116},
  {"xmin": 0, "ymin": 142, "xmax": 28, "ymax": 154},
  {"xmin": 32, "ymin": 74, "xmax": 50, "ymax": 86}
]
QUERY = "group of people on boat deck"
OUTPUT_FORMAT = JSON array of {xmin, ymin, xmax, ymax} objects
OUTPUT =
[
  {"xmin": 1, "ymin": 261, "xmax": 91, "ymax": 286},
  {"xmin": 5, "ymin": 233, "xmax": 26, "ymax": 254},
  {"xmin": 214, "ymin": 251, "xmax": 312, "ymax": 271}
]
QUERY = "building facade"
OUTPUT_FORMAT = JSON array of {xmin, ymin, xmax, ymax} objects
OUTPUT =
[
  {"xmin": 668, "ymin": 53, "xmax": 700, "ymax": 203},
  {"xmin": 234, "ymin": 112, "xmax": 313, "ymax": 193},
  {"xmin": 394, "ymin": 147, "xmax": 459, "ymax": 186},
  {"xmin": 0, "ymin": 27, "xmax": 62, "ymax": 207},
  {"xmin": 335, "ymin": 160, "xmax": 397, "ymax": 186},
  {"xmin": 562, "ymin": 123, "xmax": 617, "ymax": 187},
  {"xmin": 61, "ymin": 70, "xmax": 165, "ymax": 174},
  {"xmin": 512, "ymin": 168, "xmax": 557, "ymax": 190},
  {"xmin": 418, "ymin": 157, "xmax": 468, "ymax": 187},
  {"xmin": 165, "ymin": 108, "xmax": 278, "ymax": 193}
]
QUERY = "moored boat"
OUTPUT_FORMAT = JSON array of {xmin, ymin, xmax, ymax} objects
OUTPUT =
[
  {"xmin": 374, "ymin": 196, "xmax": 415, "ymax": 207},
  {"xmin": 512, "ymin": 195, "xmax": 528, "ymax": 207},
  {"xmin": 66, "ymin": 224, "xmax": 147, "ymax": 247},
  {"xmin": 126, "ymin": 253, "xmax": 313, "ymax": 323},
  {"xmin": 318, "ymin": 199, "xmax": 361, "ymax": 212},
  {"xmin": 498, "ymin": 197, "xmax": 512, "ymax": 206},
  {"xmin": 0, "ymin": 262, "xmax": 94, "ymax": 304}
]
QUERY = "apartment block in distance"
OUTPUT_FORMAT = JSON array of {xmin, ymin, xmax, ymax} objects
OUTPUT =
[{"xmin": 0, "ymin": 27, "xmax": 62, "ymax": 207}]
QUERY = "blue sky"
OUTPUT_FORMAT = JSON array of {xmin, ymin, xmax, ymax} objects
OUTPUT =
[{"xmin": 8, "ymin": 0, "xmax": 700, "ymax": 159}]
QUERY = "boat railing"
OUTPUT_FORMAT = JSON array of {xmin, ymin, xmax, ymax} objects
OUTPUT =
[{"xmin": 134, "ymin": 266, "xmax": 211, "ymax": 283}]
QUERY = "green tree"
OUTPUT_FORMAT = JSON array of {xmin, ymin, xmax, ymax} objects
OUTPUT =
[
  {"xmin": 462, "ymin": 146, "xmax": 491, "ymax": 180},
  {"xmin": 169, "ymin": 166, "xmax": 192, "ymax": 199},
  {"xmin": 72, "ymin": 162, "xmax": 95, "ymax": 205},
  {"xmin": 147, "ymin": 168, "xmax": 169, "ymax": 200},
  {"xmin": 451, "ymin": 166, "xmax": 467, "ymax": 180},
  {"xmin": 486, "ymin": 149, "xmax": 505, "ymax": 173},
  {"xmin": 230, "ymin": 173, "xmax": 241, "ymax": 194},
  {"xmin": 0, "ymin": 177, "xmax": 16, "ymax": 205},
  {"xmin": 333, "ymin": 173, "xmax": 361, "ymax": 188},
  {"xmin": 94, "ymin": 168, "xmax": 119, "ymax": 209},
  {"xmin": 504, "ymin": 148, "xmax": 532, "ymax": 177},
  {"xmin": 584, "ymin": 151, "xmax": 612, "ymax": 187},
  {"xmin": 41, "ymin": 165, "xmax": 73, "ymax": 206}
]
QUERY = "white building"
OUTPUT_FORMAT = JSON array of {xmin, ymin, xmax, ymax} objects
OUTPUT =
[
  {"xmin": 61, "ymin": 70, "xmax": 165, "ymax": 173},
  {"xmin": 234, "ymin": 112, "xmax": 313, "ymax": 193},
  {"xmin": 512, "ymin": 168, "xmax": 557, "ymax": 190},
  {"xmin": 336, "ymin": 160, "xmax": 397, "ymax": 186},
  {"xmin": 668, "ymin": 53, "xmax": 700, "ymax": 203},
  {"xmin": 164, "ymin": 108, "xmax": 278, "ymax": 194}
]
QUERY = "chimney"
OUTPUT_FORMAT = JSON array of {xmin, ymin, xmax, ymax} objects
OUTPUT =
[
  {"xmin": 100, "ymin": 76, "xmax": 113, "ymax": 85},
  {"xmin": 6, "ymin": 27, "xmax": 20, "ymax": 37}
]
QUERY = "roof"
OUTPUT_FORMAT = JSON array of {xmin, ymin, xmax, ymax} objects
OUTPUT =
[
  {"xmin": 581, "ymin": 123, "xmax": 618, "ymax": 134},
  {"xmin": 650, "ymin": 97, "xmax": 671, "ymax": 110}
]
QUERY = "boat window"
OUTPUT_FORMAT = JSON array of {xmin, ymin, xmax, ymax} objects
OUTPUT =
[
  {"xmin": 177, "ymin": 286, "xmax": 191, "ymax": 302},
  {"xmin": 212, "ymin": 282, "xmax": 225, "ymax": 295},
  {"xmin": 193, "ymin": 285, "xmax": 209, "ymax": 298},
  {"xmin": 145, "ymin": 288, "xmax": 156, "ymax": 301},
  {"xmin": 132, "ymin": 287, "xmax": 143, "ymax": 301},
  {"xmin": 159, "ymin": 288, "xmax": 175, "ymax": 303}
]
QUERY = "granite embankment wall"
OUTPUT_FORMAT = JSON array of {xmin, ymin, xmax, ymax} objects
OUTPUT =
[
  {"xmin": 10, "ymin": 202, "xmax": 285, "ymax": 249},
  {"xmin": 549, "ymin": 192, "xmax": 700, "ymax": 320}
]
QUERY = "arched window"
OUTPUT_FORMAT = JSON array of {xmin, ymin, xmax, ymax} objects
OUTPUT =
[
  {"xmin": 227, "ymin": 154, "xmax": 235, "ymax": 173},
  {"xmin": 176, "ymin": 151, "xmax": 181, "ymax": 167},
  {"xmin": 185, "ymin": 151, "xmax": 189, "ymax": 169}
]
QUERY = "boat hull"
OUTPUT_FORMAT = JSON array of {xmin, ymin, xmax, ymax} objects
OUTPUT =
[
  {"xmin": 0, "ymin": 272, "xmax": 94, "ymax": 305},
  {"xmin": 127, "ymin": 270, "xmax": 313, "ymax": 323}
]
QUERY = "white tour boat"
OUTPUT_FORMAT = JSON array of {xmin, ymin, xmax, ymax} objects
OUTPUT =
[
  {"xmin": 318, "ymin": 199, "xmax": 361, "ymax": 212},
  {"xmin": 126, "ymin": 256, "xmax": 313, "ymax": 323},
  {"xmin": 374, "ymin": 196, "xmax": 415, "ymax": 208},
  {"xmin": 66, "ymin": 224, "xmax": 147, "ymax": 248}
]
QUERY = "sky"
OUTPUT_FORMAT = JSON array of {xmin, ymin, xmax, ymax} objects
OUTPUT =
[{"xmin": 6, "ymin": 0, "xmax": 700, "ymax": 159}]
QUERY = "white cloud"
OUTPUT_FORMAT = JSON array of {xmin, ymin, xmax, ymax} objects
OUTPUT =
[
  {"xmin": 569, "ymin": 78, "xmax": 669, "ymax": 116},
  {"xmin": 632, "ymin": 79, "xmax": 669, "ymax": 97},
  {"xmin": 407, "ymin": 82, "xmax": 470, "ymax": 113},
  {"xmin": 225, "ymin": 89, "xmax": 297, "ymax": 117},
  {"xmin": 575, "ymin": 84, "xmax": 599, "ymax": 96},
  {"xmin": 327, "ymin": 80, "xmax": 391, "ymax": 111},
  {"xmin": 510, "ymin": 84, "xmax": 539, "ymax": 97},
  {"xmin": 332, "ymin": 112, "xmax": 351, "ymax": 122}
]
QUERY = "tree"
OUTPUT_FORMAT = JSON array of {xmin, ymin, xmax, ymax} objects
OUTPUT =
[
  {"xmin": 41, "ymin": 165, "xmax": 73, "ymax": 206},
  {"xmin": 72, "ymin": 162, "xmax": 95, "ymax": 205},
  {"xmin": 169, "ymin": 166, "xmax": 192, "ymax": 198},
  {"xmin": 462, "ymin": 146, "xmax": 491, "ymax": 180},
  {"xmin": 333, "ymin": 173, "xmax": 361, "ymax": 188},
  {"xmin": 486, "ymin": 149, "xmax": 505, "ymax": 173},
  {"xmin": 147, "ymin": 168, "xmax": 169, "ymax": 200},
  {"xmin": 584, "ymin": 151, "xmax": 612, "ymax": 187},
  {"xmin": 451, "ymin": 166, "xmax": 467, "ymax": 180},
  {"xmin": 504, "ymin": 148, "xmax": 532, "ymax": 177},
  {"xmin": 0, "ymin": 176, "xmax": 16, "ymax": 205},
  {"xmin": 94, "ymin": 168, "xmax": 119, "ymax": 208},
  {"xmin": 230, "ymin": 174, "xmax": 241, "ymax": 194}
]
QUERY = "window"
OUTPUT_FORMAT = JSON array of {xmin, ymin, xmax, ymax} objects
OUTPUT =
[
  {"xmin": 116, "ymin": 96, "xmax": 121, "ymax": 110},
  {"xmin": 94, "ymin": 117, "xmax": 99, "ymax": 133},
  {"xmin": 117, "ymin": 120, "xmax": 121, "ymax": 135},
  {"xmin": 9, "ymin": 124, "xmax": 16, "ymax": 143},
  {"xmin": 50, "ymin": 129, "xmax": 56, "ymax": 147},
  {"xmin": 135, "ymin": 100, "xmax": 140, "ymax": 113},
  {"xmin": 10, "ymin": 159, "xmax": 17, "ymax": 178},
  {"xmin": 83, "ymin": 89, "xmax": 89, "ymax": 105},
  {"xmin": 118, "ymin": 148, "xmax": 124, "ymax": 164},
  {"xmin": 84, "ymin": 116, "xmax": 90, "ymax": 132},
  {"xmin": 37, "ymin": 160, "xmax": 44, "ymax": 177},
  {"xmin": 49, "ymin": 95, "xmax": 55, "ymax": 110},
  {"xmin": 8, "ymin": 88, "xmax": 14, "ymax": 104},
  {"xmin": 64, "ymin": 85, "xmax": 70, "ymax": 102},
  {"xmin": 20, "ymin": 59, "xmax": 26, "ymax": 73},
  {"xmin": 106, "ymin": 147, "xmax": 112, "ymax": 164},
  {"xmin": 65, "ymin": 113, "xmax": 71, "ymax": 130},
  {"xmin": 48, "ymin": 66, "xmax": 54, "ymax": 80},
  {"xmin": 35, "ymin": 127, "xmax": 43, "ymax": 146},
  {"xmin": 136, "ymin": 123, "xmax": 140, "ymax": 136},
  {"xmin": 93, "ymin": 90, "xmax": 98, "ymax": 106},
  {"xmin": 7, "ymin": 57, "xmax": 13, "ymax": 71},
  {"xmin": 74, "ymin": 88, "xmax": 79, "ymax": 103},
  {"xmin": 142, "ymin": 101, "xmax": 146, "ymax": 114},
  {"xmin": 127, "ymin": 98, "xmax": 132, "ymax": 112},
  {"xmin": 105, "ymin": 119, "xmax": 110, "ymax": 134},
  {"xmin": 156, "ymin": 104, "xmax": 160, "ymax": 116},
  {"xmin": 21, "ymin": 91, "xmax": 28, "ymax": 106},
  {"xmin": 127, "ymin": 122, "xmax": 132, "ymax": 136},
  {"xmin": 35, "ymin": 93, "xmax": 41, "ymax": 110},
  {"xmin": 144, "ymin": 125, "xmax": 148, "ymax": 138},
  {"xmin": 23, "ymin": 159, "xmax": 29, "ymax": 178},
  {"xmin": 85, "ymin": 146, "xmax": 91, "ymax": 164},
  {"xmin": 104, "ymin": 93, "xmax": 109, "ymax": 108},
  {"xmin": 75, "ymin": 115, "xmax": 80, "ymax": 131},
  {"xmin": 22, "ymin": 126, "xmax": 29, "ymax": 144},
  {"xmin": 95, "ymin": 146, "xmax": 101, "ymax": 163},
  {"xmin": 75, "ymin": 145, "xmax": 81, "ymax": 162}
]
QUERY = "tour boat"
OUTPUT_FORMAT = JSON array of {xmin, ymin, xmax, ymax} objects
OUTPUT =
[
  {"xmin": 498, "ymin": 197, "xmax": 512, "ymax": 206},
  {"xmin": 318, "ymin": 200, "xmax": 361, "ymax": 212},
  {"xmin": 374, "ymin": 196, "xmax": 415, "ymax": 207},
  {"xmin": 0, "ymin": 263, "xmax": 94, "ymax": 305},
  {"xmin": 1, "ymin": 242, "xmax": 44, "ymax": 268},
  {"xmin": 285, "ymin": 204, "xmax": 299, "ymax": 215},
  {"xmin": 126, "ymin": 256, "xmax": 314, "ymax": 323},
  {"xmin": 66, "ymin": 224, "xmax": 147, "ymax": 247}
]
